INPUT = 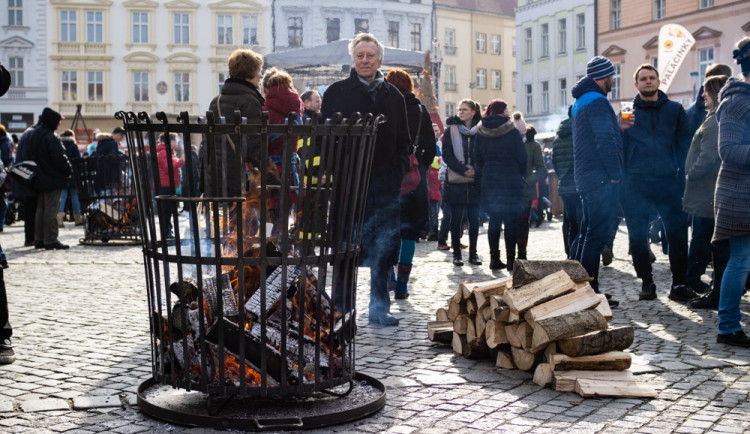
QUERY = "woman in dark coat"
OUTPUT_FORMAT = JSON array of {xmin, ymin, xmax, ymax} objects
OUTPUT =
[
  {"xmin": 474, "ymin": 99, "xmax": 527, "ymax": 271},
  {"xmin": 442, "ymin": 99, "xmax": 482, "ymax": 266},
  {"xmin": 385, "ymin": 69, "xmax": 436, "ymax": 299}
]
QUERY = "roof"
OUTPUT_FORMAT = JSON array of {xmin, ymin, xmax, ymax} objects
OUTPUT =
[
  {"xmin": 264, "ymin": 39, "xmax": 425, "ymax": 70},
  {"xmin": 435, "ymin": 0, "xmax": 516, "ymax": 17}
]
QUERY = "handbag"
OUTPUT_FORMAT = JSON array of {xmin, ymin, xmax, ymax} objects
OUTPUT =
[
  {"xmin": 9, "ymin": 160, "xmax": 39, "ymax": 190},
  {"xmin": 400, "ymin": 105, "xmax": 424, "ymax": 195},
  {"xmin": 447, "ymin": 165, "xmax": 475, "ymax": 184}
]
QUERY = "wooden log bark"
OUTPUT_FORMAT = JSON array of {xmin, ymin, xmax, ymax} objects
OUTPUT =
[
  {"xmin": 511, "ymin": 346, "xmax": 541, "ymax": 371},
  {"xmin": 550, "ymin": 351, "xmax": 631, "ymax": 371},
  {"xmin": 532, "ymin": 363, "xmax": 553, "ymax": 387},
  {"xmin": 523, "ymin": 285, "xmax": 600, "ymax": 322},
  {"xmin": 575, "ymin": 378, "xmax": 658, "ymax": 398},
  {"xmin": 530, "ymin": 310, "xmax": 608, "ymax": 353},
  {"xmin": 503, "ymin": 270, "xmax": 577, "ymax": 314},
  {"xmin": 496, "ymin": 350, "xmax": 515, "ymax": 369},
  {"xmin": 427, "ymin": 321, "xmax": 454, "ymax": 344},
  {"xmin": 485, "ymin": 320, "xmax": 509, "ymax": 349},
  {"xmin": 552, "ymin": 369, "xmax": 634, "ymax": 392},
  {"xmin": 557, "ymin": 326, "xmax": 635, "ymax": 357},
  {"xmin": 512, "ymin": 259, "xmax": 592, "ymax": 287},
  {"xmin": 435, "ymin": 308, "xmax": 449, "ymax": 322}
]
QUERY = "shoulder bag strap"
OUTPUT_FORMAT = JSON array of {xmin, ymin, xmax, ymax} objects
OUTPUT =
[
  {"xmin": 412, "ymin": 105, "xmax": 423, "ymax": 154},
  {"xmin": 216, "ymin": 95, "xmax": 237, "ymax": 151}
]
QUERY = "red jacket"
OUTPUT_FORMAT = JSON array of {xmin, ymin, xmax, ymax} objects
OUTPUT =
[
  {"xmin": 262, "ymin": 86, "xmax": 302, "ymax": 156},
  {"xmin": 156, "ymin": 142, "xmax": 184, "ymax": 188},
  {"xmin": 428, "ymin": 156, "xmax": 442, "ymax": 202}
]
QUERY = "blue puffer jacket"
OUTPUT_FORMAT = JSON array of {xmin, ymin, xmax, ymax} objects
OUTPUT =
[
  {"xmin": 622, "ymin": 90, "xmax": 691, "ymax": 180},
  {"xmin": 571, "ymin": 76, "xmax": 622, "ymax": 193}
]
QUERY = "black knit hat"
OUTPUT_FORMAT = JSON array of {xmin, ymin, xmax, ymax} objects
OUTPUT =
[
  {"xmin": 39, "ymin": 107, "xmax": 63, "ymax": 130},
  {"xmin": 586, "ymin": 56, "xmax": 615, "ymax": 81},
  {"xmin": 0, "ymin": 64, "xmax": 10, "ymax": 98}
]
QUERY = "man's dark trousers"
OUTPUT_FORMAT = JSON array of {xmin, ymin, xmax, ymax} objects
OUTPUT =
[
  {"xmin": 0, "ymin": 268, "xmax": 11, "ymax": 341},
  {"xmin": 578, "ymin": 182, "xmax": 620, "ymax": 292}
]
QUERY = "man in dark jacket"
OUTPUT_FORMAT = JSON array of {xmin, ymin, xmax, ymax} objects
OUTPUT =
[
  {"xmin": 320, "ymin": 33, "xmax": 411, "ymax": 326},
  {"xmin": 571, "ymin": 56, "xmax": 622, "ymax": 307},
  {"xmin": 551, "ymin": 108, "xmax": 578, "ymax": 258},
  {"xmin": 621, "ymin": 64, "xmax": 695, "ymax": 302},
  {"xmin": 22, "ymin": 107, "xmax": 72, "ymax": 250}
]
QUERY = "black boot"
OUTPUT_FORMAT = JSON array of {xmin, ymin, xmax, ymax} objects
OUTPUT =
[
  {"xmin": 468, "ymin": 251, "xmax": 482, "ymax": 266},
  {"xmin": 489, "ymin": 251, "xmax": 505, "ymax": 270},
  {"xmin": 453, "ymin": 253, "xmax": 463, "ymax": 266},
  {"xmin": 689, "ymin": 287, "xmax": 719, "ymax": 310},
  {"xmin": 506, "ymin": 251, "xmax": 515, "ymax": 272},
  {"xmin": 517, "ymin": 248, "xmax": 527, "ymax": 260}
]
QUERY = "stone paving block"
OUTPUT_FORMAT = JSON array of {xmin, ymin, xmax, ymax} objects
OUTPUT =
[
  {"xmin": 415, "ymin": 372, "xmax": 466, "ymax": 385},
  {"xmin": 72, "ymin": 395, "xmax": 122, "ymax": 410},
  {"xmin": 0, "ymin": 400, "xmax": 14, "ymax": 413},
  {"xmin": 19, "ymin": 398, "xmax": 70, "ymax": 412}
]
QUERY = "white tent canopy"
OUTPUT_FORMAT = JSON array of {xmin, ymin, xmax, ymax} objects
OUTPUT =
[{"xmin": 265, "ymin": 39, "xmax": 425, "ymax": 69}]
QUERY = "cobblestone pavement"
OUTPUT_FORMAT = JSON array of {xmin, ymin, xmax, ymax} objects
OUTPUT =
[{"xmin": 0, "ymin": 216, "xmax": 748, "ymax": 433}]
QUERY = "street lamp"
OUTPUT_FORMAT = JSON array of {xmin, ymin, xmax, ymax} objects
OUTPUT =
[
  {"xmin": 430, "ymin": 38, "xmax": 443, "ymax": 110},
  {"xmin": 690, "ymin": 70, "xmax": 699, "ymax": 100}
]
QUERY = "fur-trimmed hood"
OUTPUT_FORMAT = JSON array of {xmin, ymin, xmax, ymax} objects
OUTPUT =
[{"xmin": 477, "ymin": 115, "xmax": 516, "ymax": 138}]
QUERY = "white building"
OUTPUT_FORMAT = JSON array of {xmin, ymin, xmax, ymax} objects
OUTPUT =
[{"xmin": 515, "ymin": 0, "xmax": 597, "ymax": 135}]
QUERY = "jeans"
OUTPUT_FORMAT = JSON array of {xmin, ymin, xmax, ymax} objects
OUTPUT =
[
  {"xmin": 621, "ymin": 178, "xmax": 688, "ymax": 286},
  {"xmin": 450, "ymin": 202, "xmax": 479, "ymax": 257},
  {"xmin": 561, "ymin": 193, "xmax": 581, "ymax": 259},
  {"xmin": 578, "ymin": 182, "xmax": 620, "ymax": 292},
  {"xmin": 428, "ymin": 200, "xmax": 440, "ymax": 236},
  {"xmin": 487, "ymin": 210, "xmax": 518, "ymax": 255},
  {"xmin": 718, "ymin": 235, "xmax": 750, "ymax": 335},
  {"xmin": 59, "ymin": 187, "xmax": 81, "ymax": 214},
  {"xmin": 686, "ymin": 215, "xmax": 715, "ymax": 286}
]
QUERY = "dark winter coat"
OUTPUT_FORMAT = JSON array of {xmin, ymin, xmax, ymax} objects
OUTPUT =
[
  {"xmin": 524, "ymin": 140, "xmax": 547, "ymax": 202},
  {"xmin": 682, "ymin": 109, "xmax": 720, "ymax": 219},
  {"xmin": 441, "ymin": 114, "xmax": 481, "ymax": 205},
  {"xmin": 685, "ymin": 87, "xmax": 707, "ymax": 139},
  {"xmin": 18, "ymin": 124, "xmax": 71, "ymax": 192},
  {"xmin": 399, "ymin": 91, "xmax": 437, "ymax": 239},
  {"xmin": 320, "ymin": 69, "xmax": 411, "ymax": 266},
  {"xmin": 204, "ymin": 78, "xmax": 264, "ymax": 196},
  {"xmin": 60, "ymin": 136, "xmax": 81, "ymax": 189},
  {"xmin": 0, "ymin": 135, "xmax": 12, "ymax": 168},
  {"xmin": 713, "ymin": 78, "xmax": 750, "ymax": 242},
  {"xmin": 571, "ymin": 76, "xmax": 623, "ymax": 193},
  {"xmin": 92, "ymin": 134, "xmax": 122, "ymax": 190},
  {"xmin": 474, "ymin": 115, "xmax": 527, "ymax": 215},
  {"xmin": 622, "ymin": 90, "xmax": 691, "ymax": 181},
  {"xmin": 551, "ymin": 117, "xmax": 575, "ymax": 196}
]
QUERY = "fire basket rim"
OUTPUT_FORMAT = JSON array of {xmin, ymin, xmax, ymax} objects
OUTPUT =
[{"xmin": 136, "ymin": 372, "xmax": 386, "ymax": 431}]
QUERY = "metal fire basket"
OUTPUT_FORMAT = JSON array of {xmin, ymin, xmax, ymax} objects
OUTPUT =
[
  {"xmin": 118, "ymin": 110, "xmax": 386, "ymax": 430},
  {"xmin": 75, "ymin": 154, "xmax": 141, "ymax": 245}
]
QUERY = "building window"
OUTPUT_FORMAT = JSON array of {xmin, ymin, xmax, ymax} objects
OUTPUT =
[
  {"xmin": 576, "ymin": 13, "xmax": 585, "ymax": 50},
  {"xmin": 491, "ymin": 70, "xmax": 501, "ymax": 90},
  {"xmin": 612, "ymin": 64, "xmax": 621, "ymax": 100},
  {"xmin": 476, "ymin": 33, "xmax": 486, "ymax": 53},
  {"xmin": 410, "ymin": 23, "xmax": 421, "ymax": 51},
  {"xmin": 513, "ymin": 71, "xmax": 518, "ymax": 90},
  {"xmin": 132, "ymin": 12, "xmax": 148, "ymax": 44},
  {"xmin": 86, "ymin": 11, "xmax": 103, "ymax": 43},
  {"xmin": 699, "ymin": 47, "xmax": 715, "ymax": 83},
  {"xmin": 174, "ymin": 13, "xmax": 189, "ymax": 44},
  {"xmin": 174, "ymin": 72, "xmax": 189, "ymax": 102},
  {"xmin": 8, "ymin": 57, "xmax": 22, "ymax": 88},
  {"xmin": 288, "ymin": 17, "xmax": 302, "ymax": 47},
  {"xmin": 512, "ymin": 37, "xmax": 516, "ymax": 57},
  {"xmin": 559, "ymin": 78, "xmax": 567, "ymax": 108},
  {"xmin": 327, "ymin": 18, "xmax": 340, "ymax": 43},
  {"xmin": 445, "ymin": 29, "xmax": 456, "ymax": 54},
  {"xmin": 541, "ymin": 81, "xmax": 549, "ymax": 113},
  {"xmin": 242, "ymin": 15, "xmax": 258, "ymax": 45},
  {"xmin": 558, "ymin": 19, "xmax": 567, "ymax": 54},
  {"xmin": 700, "ymin": 0, "xmax": 714, "ymax": 8},
  {"xmin": 8, "ymin": 0, "xmax": 22, "ymax": 26},
  {"xmin": 133, "ymin": 71, "xmax": 149, "ymax": 102},
  {"xmin": 654, "ymin": 0, "xmax": 665, "ymax": 20},
  {"xmin": 61, "ymin": 70, "xmax": 77, "ymax": 101},
  {"xmin": 490, "ymin": 35, "xmax": 501, "ymax": 55},
  {"xmin": 218, "ymin": 72, "xmax": 228, "ymax": 94},
  {"xmin": 445, "ymin": 65, "xmax": 456, "ymax": 91},
  {"xmin": 387, "ymin": 21, "xmax": 398, "ymax": 47},
  {"xmin": 651, "ymin": 56, "xmax": 658, "ymax": 69},
  {"xmin": 524, "ymin": 28, "xmax": 532, "ymax": 61},
  {"xmin": 445, "ymin": 102, "xmax": 456, "ymax": 118},
  {"xmin": 355, "ymin": 18, "xmax": 369, "ymax": 35},
  {"xmin": 87, "ymin": 71, "xmax": 103, "ymax": 102},
  {"xmin": 525, "ymin": 84, "xmax": 533, "ymax": 114},
  {"xmin": 611, "ymin": 0, "xmax": 621, "ymax": 30},
  {"xmin": 217, "ymin": 14, "xmax": 233, "ymax": 45},
  {"xmin": 476, "ymin": 68, "xmax": 486, "ymax": 89},
  {"xmin": 540, "ymin": 24, "xmax": 549, "ymax": 57},
  {"xmin": 60, "ymin": 10, "xmax": 77, "ymax": 42}
]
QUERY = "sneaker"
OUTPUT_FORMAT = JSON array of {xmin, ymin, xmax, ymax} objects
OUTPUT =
[
  {"xmin": 453, "ymin": 257, "xmax": 464, "ymax": 266},
  {"xmin": 668, "ymin": 284, "xmax": 698, "ymax": 303},
  {"xmin": 44, "ymin": 241, "xmax": 70, "ymax": 250},
  {"xmin": 639, "ymin": 282, "xmax": 657, "ymax": 301},
  {"xmin": 368, "ymin": 312, "xmax": 399, "ymax": 326},
  {"xmin": 687, "ymin": 281, "xmax": 711, "ymax": 294},
  {"xmin": 437, "ymin": 243, "xmax": 450, "ymax": 251},
  {"xmin": 601, "ymin": 246, "xmax": 613, "ymax": 266},
  {"xmin": 607, "ymin": 298, "xmax": 620, "ymax": 308},
  {"xmin": 689, "ymin": 293, "xmax": 719, "ymax": 310},
  {"xmin": 0, "ymin": 338, "xmax": 15, "ymax": 364},
  {"xmin": 717, "ymin": 330, "xmax": 750, "ymax": 348}
]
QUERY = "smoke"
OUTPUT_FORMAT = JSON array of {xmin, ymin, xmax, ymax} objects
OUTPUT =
[{"xmin": 535, "ymin": 108, "xmax": 570, "ymax": 136}]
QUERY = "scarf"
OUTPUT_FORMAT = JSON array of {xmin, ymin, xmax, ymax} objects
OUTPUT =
[
  {"xmin": 450, "ymin": 123, "xmax": 479, "ymax": 164},
  {"xmin": 358, "ymin": 70, "xmax": 385, "ymax": 101}
]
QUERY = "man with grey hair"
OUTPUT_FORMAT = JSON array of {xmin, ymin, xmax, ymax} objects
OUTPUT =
[{"xmin": 321, "ymin": 33, "xmax": 411, "ymax": 326}]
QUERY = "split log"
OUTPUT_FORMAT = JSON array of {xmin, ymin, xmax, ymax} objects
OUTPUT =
[
  {"xmin": 516, "ymin": 321, "xmax": 534, "ymax": 351},
  {"xmin": 574, "ymin": 378, "xmax": 658, "ymax": 399},
  {"xmin": 532, "ymin": 363, "xmax": 553, "ymax": 387},
  {"xmin": 427, "ymin": 321, "xmax": 454, "ymax": 344},
  {"xmin": 447, "ymin": 297, "xmax": 466, "ymax": 321},
  {"xmin": 244, "ymin": 265, "xmax": 301, "ymax": 321},
  {"xmin": 511, "ymin": 346, "xmax": 541, "ymax": 371},
  {"xmin": 544, "ymin": 342, "xmax": 557, "ymax": 362},
  {"xmin": 490, "ymin": 296, "xmax": 509, "ymax": 322},
  {"xmin": 550, "ymin": 351, "xmax": 631, "ymax": 371},
  {"xmin": 452, "ymin": 332, "xmax": 489, "ymax": 359},
  {"xmin": 523, "ymin": 285, "xmax": 600, "ymax": 322},
  {"xmin": 485, "ymin": 320, "xmax": 509, "ymax": 349},
  {"xmin": 203, "ymin": 273, "xmax": 240, "ymax": 322},
  {"xmin": 503, "ymin": 270, "xmax": 577, "ymax": 314},
  {"xmin": 512, "ymin": 259, "xmax": 592, "ymax": 287},
  {"xmin": 475, "ymin": 313, "xmax": 486, "ymax": 341},
  {"xmin": 435, "ymin": 308, "xmax": 449, "ymax": 322},
  {"xmin": 480, "ymin": 305, "xmax": 493, "ymax": 322},
  {"xmin": 552, "ymin": 369, "xmax": 634, "ymax": 392},
  {"xmin": 452, "ymin": 331, "xmax": 467, "ymax": 355},
  {"xmin": 249, "ymin": 319, "xmax": 329, "ymax": 368},
  {"xmin": 465, "ymin": 320, "xmax": 478, "ymax": 345},
  {"xmin": 557, "ymin": 326, "xmax": 635, "ymax": 357},
  {"xmin": 505, "ymin": 323, "xmax": 522, "ymax": 348},
  {"xmin": 496, "ymin": 350, "xmax": 515, "ymax": 369},
  {"xmin": 594, "ymin": 294, "xmax": 613, "ymax": 321},
  {"xmin": 529, "ymin": 310, "xmax": 608, "ymax": 353},
  {"xmin": 461, "ymin": 277, "xmax": 513, "ymax": 307},
  {"xmin": 508, "ymin": 311, "xmax": 520, "ymax": 324},
  {"xmin": 453, "ymin": 314, "xmax": 472, "ymax": 335},
  {"xmin": 452, "ymin": 285, "xmax": 465, "ymax": 303},
  {"xmin": 466, "ymin": 298, "xmax": 478, "ymax": 315}
]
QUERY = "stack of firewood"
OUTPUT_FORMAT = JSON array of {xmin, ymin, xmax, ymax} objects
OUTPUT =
[{"xmin": 428, "ymin": 260, "xmax": 658, "ymax": 399}]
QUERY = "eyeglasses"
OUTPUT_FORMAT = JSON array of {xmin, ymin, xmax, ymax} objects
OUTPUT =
[{"xmin": 457, "ymin": 108, "xmax": 472, "ymax": 112}]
